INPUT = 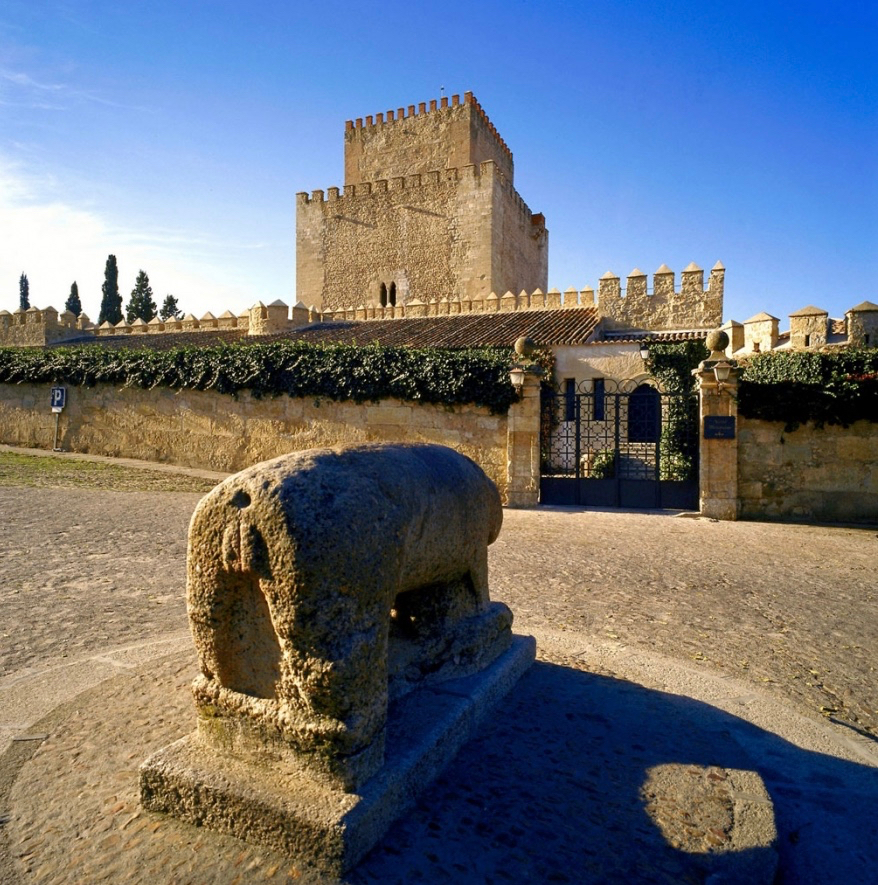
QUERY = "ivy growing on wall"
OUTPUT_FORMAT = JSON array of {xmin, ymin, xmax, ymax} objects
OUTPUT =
[
  {"xmin": 738, "ymin": 349, "xmax": 878, "ymax": 430},
  {"xmin": 644, "ymin": 339, "xmax": 709, "ymax": 394},
  {"xmin": 644, "ymin": 340, "xmax": 708, "ymax": 482},
  {"xmin": 0, "ymin": 341, "xmax": 520, "ymax": 414}
]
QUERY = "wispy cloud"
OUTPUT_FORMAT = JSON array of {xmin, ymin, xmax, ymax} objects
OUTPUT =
[
  {"xmin": 0, "ymin": 67, "xmax": 148, "ymax": 111},
  {"xmin": 0, "ymin": 157, "xmax": 269, "ymax": 318}
]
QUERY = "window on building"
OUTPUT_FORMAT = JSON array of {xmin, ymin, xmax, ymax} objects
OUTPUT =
[
  {"xmin": 379, "ymin": 283, "xmax": 388, "ymax": 307},
  {"xmin": 804, "ymin": 334, "xmax": 811, "ymax": 347},
  {"xmin": 593, "ymin": 378, "xmax": 606, "ymax": 421},
  {"xmin": 389, "ymin": 282, "xmax": 397, "ymax": 307},
  {"xmin": 564, "ymin": 379, "xmax": 576, "ymax": 422},
  {"xmin": 752, "ymin": 341, "xmax": 761, "ymax": 353}
]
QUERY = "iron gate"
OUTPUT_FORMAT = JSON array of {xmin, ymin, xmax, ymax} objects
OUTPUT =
[{"xmin": 540, "ymin": 379, "xmax": 699, "ymax": 509}]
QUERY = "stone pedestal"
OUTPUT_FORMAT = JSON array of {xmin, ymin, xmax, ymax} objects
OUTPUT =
[{"xmin": 141, "ymin": 635, "xmax": 534, "ymax": 877}]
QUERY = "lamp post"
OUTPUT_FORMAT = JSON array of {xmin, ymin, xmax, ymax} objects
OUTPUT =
[
  {"xmin": 509, "ymin": 366, "xmax": 525, "ymax": 391},
  {"xmin": 713, "ymin": 360, "xmax": 732, "ymax": 391}
]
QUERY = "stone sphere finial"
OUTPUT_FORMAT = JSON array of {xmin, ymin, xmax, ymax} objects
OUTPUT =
[
  {"xmin": 514, "ymin": 336, "xmax": 537, "ymax": 359},
  {"xmin": 705, "ymin": 329, "xmax": 729, "ymax": 356}
]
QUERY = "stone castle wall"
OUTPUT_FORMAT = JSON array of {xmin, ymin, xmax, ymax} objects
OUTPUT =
[
  {"xmin": 296, "ymin": 160, "xmax": 547, "ymax": 310},
  {"xmin": 0, "ymin": 306, "xmax": 90, "ymax": 347},
  {"xmin": 0, "ymin": 382, "xmax": 511, "ymax": 501},
  {"xmin": 343, "ymin": 92, "xmax": 514, "ymax": 185},
  {"xmin": 737, "ymin": 417, "xmax": 878, "ymax": 522},
  {"xmin": 596, "ymin": 263, "xmax": 724, "ymax": 331}
]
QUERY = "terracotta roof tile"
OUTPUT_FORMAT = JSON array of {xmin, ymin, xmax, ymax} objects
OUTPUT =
[{"xmin": 52, "ymin": 308, "xmax": 601, "ymax": 351}]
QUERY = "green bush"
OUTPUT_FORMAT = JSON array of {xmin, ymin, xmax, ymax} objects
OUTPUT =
[
  {"xmin": 739, "ymin": 349, "xmax": 878, "ymax": 430},
  {"xmin": 0, "ymin": 341, "xmax": 520, "ymax": 414},
  {"xmin": 589, "ymin": 449, "xmax": 616, "ymax": 479}
]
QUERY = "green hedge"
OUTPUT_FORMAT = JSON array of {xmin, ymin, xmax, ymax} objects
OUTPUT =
[
  {"xmin": 0, "ymin": 341, "xmax": 520, "ymax": 414},
  {"xmin": 739, "ymin": 350, "xmax": 878, "ymax": 430}
]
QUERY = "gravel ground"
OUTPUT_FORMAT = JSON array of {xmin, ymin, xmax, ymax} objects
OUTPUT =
[
  {"xmin": 0, "ymin": 452, "xmax": 876, "ymax": 884},
  {"xmin": 1, "ymin": 456, "xmax": 876, "ymax": 737}
]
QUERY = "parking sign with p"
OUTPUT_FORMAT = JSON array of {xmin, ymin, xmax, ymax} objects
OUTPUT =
[{"xmin": 51, "ymin": 386, "xmax": 66, "ymax": 412}]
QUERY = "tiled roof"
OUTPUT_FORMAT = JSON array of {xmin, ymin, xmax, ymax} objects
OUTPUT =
[
  {"xmin": 48, "ymin": 330, "xmax": 248, "ymax": 351},
  {"xmin": 54, "ymin": 308, "xmax": 602, "ymax": 351},
  {"xmin": 272, "ymin": 308, "xmax": 601, "ymax": 348}
]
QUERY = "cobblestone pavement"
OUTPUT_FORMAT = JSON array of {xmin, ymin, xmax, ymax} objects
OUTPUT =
[{"xmin": 0, "ymin": 471, "xmax": 877, "ymax": 883}]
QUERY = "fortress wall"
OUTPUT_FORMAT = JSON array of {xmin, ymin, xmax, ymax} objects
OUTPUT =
[
  {"xmin": 737, "ymin": 417, "xmax": 878, "ymax": 522},
  {"xmin": 491, "ymin": 176, "xmax": 548, "ymax": 299},
  {"xmin": 0, "ymin": 382, "xmax": 510, "ymax": 501},
  {"xmin": 0, "ymin": 307, "xmax": 86, "ymax": 347},
  {"xmin": 597, "ymin": 264, "xmax": 724, "ymax": 331},
  {"xmin": 344, "ymin": 92, "xmax": 514, "ymax": 185}
]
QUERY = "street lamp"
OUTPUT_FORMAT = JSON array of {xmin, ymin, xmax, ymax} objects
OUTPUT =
[{"xmin": 713, "ymin": 360, "xmax": 732, "ymax": 390}]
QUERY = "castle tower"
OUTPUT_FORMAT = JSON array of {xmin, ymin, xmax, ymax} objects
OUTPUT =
[
  {"xmin": 297, "ymin": 93, "xmax": 548, "ymax": 311},
  {"xmin": 344, "ymin": 92, "xmax": 514, "ymax": 185}
]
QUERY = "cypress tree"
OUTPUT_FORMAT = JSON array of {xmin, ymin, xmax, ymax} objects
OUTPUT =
[
  {"xmin": 98, "ymin": 255, "xmax": 122, "ymax": 325},
  {"xmin": 19, "ymin": 273, "xmax": 29, "ymax": 310},
  {"xmin": 65, "ymin": 281, "xmax": 82, "ymax": 316},
  {"xmin": 159, "ymin": 294, "xmax": 182, "ymax": 321},
  {"xmin": 126, "ymin": 270, "xmax": 157, "ymax": 323}
]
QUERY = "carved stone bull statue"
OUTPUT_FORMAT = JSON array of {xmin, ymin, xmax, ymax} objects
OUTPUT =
[{"xmin": 185, "ymin": 442, "xmax": 511, "ymax": 791}]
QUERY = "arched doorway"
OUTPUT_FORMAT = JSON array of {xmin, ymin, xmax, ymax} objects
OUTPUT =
[{"xmin": 627, "ymin": 384, "xmax": 660, "ymax": 443}]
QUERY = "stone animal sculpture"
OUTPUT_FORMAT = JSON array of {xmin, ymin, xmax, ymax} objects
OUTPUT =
[{"xmin": 186, "ymin": 442, "xmax": 511, "ymax": 790}]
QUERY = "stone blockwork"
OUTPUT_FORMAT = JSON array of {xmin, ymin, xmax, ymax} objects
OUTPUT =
[
  {"xmin": 0, "ymin": 382, "xmax": 514, "ymax": 502},
  {"xmin": 297, "ymin": 92, "xmax": 547, "ymax": 311},
  {"xmin": 344, "ymin": 92, "xmax": 514, "ymax": 185},
  {"xmin": 0, "ymin": 306, "xmax": 92, "ymax": 347},
  {"xmin": 596, "ymin": 263, "xmax": 724, "ymax": 332},
  {"xmin": 846, "ymin": 302, "xmax": 878, "ymax": 348},
  {"xmin": 737, "ymin": 418, "xmax": 878, "ymax": 522}
]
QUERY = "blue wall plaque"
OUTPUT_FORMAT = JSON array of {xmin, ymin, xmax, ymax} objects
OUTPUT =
[{"xmin": 703, "ymin": 416, "xmax": 735, "ymax": 439}]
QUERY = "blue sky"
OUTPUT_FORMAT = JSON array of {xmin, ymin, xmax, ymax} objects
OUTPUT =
[{"xmin": 1, "ymin": 0, "xmax": 875, "ymax": 327}]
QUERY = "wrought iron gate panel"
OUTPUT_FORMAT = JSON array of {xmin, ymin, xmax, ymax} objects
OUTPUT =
[{"xmin": 540, "ymin": 379, "xmax": 699, "ymax": 509}]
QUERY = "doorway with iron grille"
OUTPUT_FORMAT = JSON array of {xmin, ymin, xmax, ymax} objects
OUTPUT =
[{"xmin": 540, "ymin": 379, "xmax": 699, "ymax": 509}]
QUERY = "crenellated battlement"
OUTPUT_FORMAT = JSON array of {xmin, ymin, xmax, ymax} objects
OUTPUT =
[
  {"xmin": 586, "ymin": 262, "xmax": 725, "ymax": 331},
  {"xmin": 0, "ymin": 305, "xmax": 94, "ymax": 347},
  {"xmin": 343, "ymin": 91, "xmax": 514, "ymax": 186},
  {"xmin": 296, "ymin": 158, "xmax": 539, "ymax": 229},
  {"xmin": 301, "ymin": 91, "xmax": 544, "ymax": 310},
  {"xmin": 344, "ymin": 92, "xmax": 513, "ymax": 164}
]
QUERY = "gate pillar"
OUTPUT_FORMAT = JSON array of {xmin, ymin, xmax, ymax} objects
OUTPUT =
[
  {"xmin": 695, "ymin": 331, "xmax": 740, "ymax": 520},
  {"xmin": 506, "ymin": 365, "xmax": 542, "ymax": 507}
]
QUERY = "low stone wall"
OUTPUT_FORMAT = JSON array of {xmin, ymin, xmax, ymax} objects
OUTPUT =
[
  {"xmin": 738, "ymin": 418, "xmax": 878, "ymax": 522},
  {"xmin": 0, "ymin": 383, "xmax": 510, "ymax": 501}
]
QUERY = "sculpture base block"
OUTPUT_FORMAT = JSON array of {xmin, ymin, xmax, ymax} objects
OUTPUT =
[{"xmin": 140, "ymin": 635, "xmax": 535, "ymax": 877}]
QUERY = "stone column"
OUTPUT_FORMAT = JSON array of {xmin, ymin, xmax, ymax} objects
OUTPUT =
[
  {"xmin": 695, "ymin": 330, "xmax": 740, "ymax": 520},
  {"xmin": 506, "ymin": 366, "xmax": 542, "ymax": 507}
]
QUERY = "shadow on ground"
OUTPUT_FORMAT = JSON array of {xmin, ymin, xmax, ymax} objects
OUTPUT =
[
  {"xmin": 3, "ymin": 656, "xmax": 876, "ymax": 885},
  {"xmin": 350, "ymin": 661, "xmax": 878, "ymax": 884}
]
